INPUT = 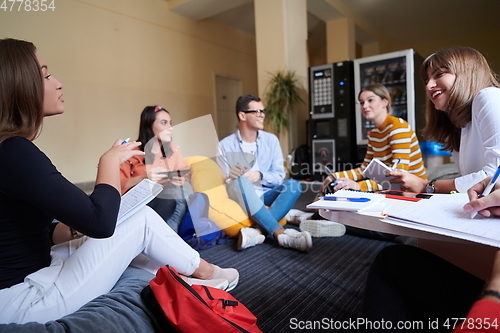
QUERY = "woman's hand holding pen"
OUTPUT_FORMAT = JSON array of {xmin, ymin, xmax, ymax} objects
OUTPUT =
[
  {"xmin": 464, "ymin": 177, "xmax": 500, "ymax": 217},
  {"xmin": 104, "ymin": 139, "xmax": 144, "ymax": 165},
  {"xmin": 97, "ymin": 139, "xmax": 145, "ymax": 192},
  {"xmin": 319, "ymin": 175, "xmax": 353, "ymax": 194},
  {"xmin": 333, "ymin": 178, "xmax": 360, "ymax": 191}
]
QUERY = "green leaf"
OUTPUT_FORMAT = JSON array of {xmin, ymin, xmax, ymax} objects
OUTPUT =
[{"xmin": 263, "ymin": 69, "xmax": 303, "ymax": 135}]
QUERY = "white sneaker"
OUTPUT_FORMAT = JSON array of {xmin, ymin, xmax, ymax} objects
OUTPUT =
[
  {"xmin": 299, "ymin": 220, "xmax": 346, "ymax": 238},
  {"xmin": 285, "ymin": 209, "xmax": 314, "ymax": 225},
  {"xmin": 277, "ymin": 229, "xmax": 313, "ymax": 252},
  {"xmin": 187, "ymin": 278, "xmax": 229, "ymax": 290},
  {"xmin": 210, "ymin": 266, "xmax": 240, "ymax": 292},
  {"xmin": 237, "ymin": 227, "xmax": 265, "ymax": 250}
]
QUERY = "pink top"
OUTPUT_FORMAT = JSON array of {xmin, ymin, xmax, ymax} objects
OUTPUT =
[{"xmin": 119, "ymin": 142, "xmax": 190, "ymax": 194}]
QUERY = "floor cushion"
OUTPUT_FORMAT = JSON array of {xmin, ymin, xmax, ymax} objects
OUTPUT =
[{"xmin": 185, "ymin": 156, "xmax": 285, "ymax": 237}]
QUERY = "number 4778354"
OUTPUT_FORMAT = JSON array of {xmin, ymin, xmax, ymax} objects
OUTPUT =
[{"xmin": 1, "ymin": 0, "xmax": 56, "ymax": 11}]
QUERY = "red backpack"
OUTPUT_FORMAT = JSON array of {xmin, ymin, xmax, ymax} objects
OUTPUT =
[{"xmin": 143, "ymin": 265, "xmax": 263, "ymax": 333}]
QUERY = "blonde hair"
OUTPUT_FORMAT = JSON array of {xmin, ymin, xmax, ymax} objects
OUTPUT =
[{"xmin": 420, "ymin": 46, "xmax": 500, "ymax": 151}]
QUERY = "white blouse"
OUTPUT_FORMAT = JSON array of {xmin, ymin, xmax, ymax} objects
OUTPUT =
[{"xmin": 454, "ymin": 87, "xmax": 500, "ymax": 192}]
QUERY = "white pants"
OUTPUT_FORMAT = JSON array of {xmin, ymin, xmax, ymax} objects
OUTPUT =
[{"xmin": 0, "ymin": 206, "xmax": 200, "ymax": 324}]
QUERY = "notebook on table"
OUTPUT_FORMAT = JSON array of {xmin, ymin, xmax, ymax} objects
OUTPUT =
[{"xmin": 306, "ymin": 189, "xmax": 386, "ymax": 212}]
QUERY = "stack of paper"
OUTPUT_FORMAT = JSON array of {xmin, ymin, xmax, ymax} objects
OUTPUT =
[
  {"xmin": 362, "ymin": 158, "xmax": 401, "ymax": 190},
  {"xmin": 384, "ymin": 193, "xmax": 500, "ymax": 247},
  {"xmin": 306, "ymin": 189, "xmax": 386, "ymax": 212}
]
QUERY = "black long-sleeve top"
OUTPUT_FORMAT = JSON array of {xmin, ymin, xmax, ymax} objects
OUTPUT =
[{"xmin": 0, "ymin": 137, "xmax": 121, "ymax": 289}]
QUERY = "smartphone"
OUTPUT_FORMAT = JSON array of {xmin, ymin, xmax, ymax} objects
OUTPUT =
[
  {"xmin": 322, "ymin": 164, "xmax": 337, "ymax": 194},
  {"xmin": 159, "ymin": 169, "xmax": 190, "ymax": 179},
  {"xmin": 322, "ymin": 164, "xmax": 336, "ymax": 181},
  {"xmin": 376, "ymin": 190, "xmax": 433, "ymax": 202}
]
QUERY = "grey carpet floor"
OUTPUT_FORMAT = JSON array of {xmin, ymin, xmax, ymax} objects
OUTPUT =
[{"xmin": 199, "ymin": 231, "xmax": 393, "ymax": 333}]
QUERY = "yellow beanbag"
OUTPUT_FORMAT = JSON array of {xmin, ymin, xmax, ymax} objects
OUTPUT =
[{"xmin": 185, "ymin": 156, "xmax": 285, "ymax": 238}]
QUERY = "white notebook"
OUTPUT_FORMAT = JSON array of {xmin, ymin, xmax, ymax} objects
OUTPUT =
[
  {"xmin": 306, "ymin": 189, "xmax": 386, "ymax": 212},
  {"xmin": 384, "ymin": 193, "xmax": 500, "ymax": 247},
  {"xmin": 117, "ymin": 179, "xmax": 163, "ymax": 224},
  {"xmin": 362, "ymin": 158, "xmax": 401, "ymax": 190}
]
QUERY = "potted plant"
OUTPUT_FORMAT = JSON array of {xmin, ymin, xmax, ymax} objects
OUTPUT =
[{"xmin": 263, "ymin": 70, "xmax": 303, "ymax": 136}]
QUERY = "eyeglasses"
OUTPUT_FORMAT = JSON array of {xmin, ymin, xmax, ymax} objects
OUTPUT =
[{"xmin": 240, "ymin": 109, "xmax": 267, "ymax": 115}]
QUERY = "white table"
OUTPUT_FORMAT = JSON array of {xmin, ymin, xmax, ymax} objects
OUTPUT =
[{"xmin": 319, "ymin": 198, "xmax": 499, "ymax": 280}]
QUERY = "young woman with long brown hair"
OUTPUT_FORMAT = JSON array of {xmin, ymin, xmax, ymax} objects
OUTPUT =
[
  {"xmin": 387, "ymin": 46, "xmax": 500, "ymax": 194},
  {"xmin": 0, "ymin": 38, "xmax": 238, "ymax": 324}
]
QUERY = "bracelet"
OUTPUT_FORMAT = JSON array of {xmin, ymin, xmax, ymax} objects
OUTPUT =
[
  {"xmin": 480, "ymin": 289, "xmax": 500, "ymax": 300},
  {"xmin": 69, "ymin": 227, "xmax": 79, "ymax": 240}
]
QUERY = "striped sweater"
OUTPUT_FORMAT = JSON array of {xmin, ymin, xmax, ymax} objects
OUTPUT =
[{"xmin": 333, "ymin": 115, "xmax": 427, "ymax": 191}]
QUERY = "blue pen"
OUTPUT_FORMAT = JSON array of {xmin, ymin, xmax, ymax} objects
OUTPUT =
[
  {"xmin": 324, "ymin": 196, "xmax": 371, "ymax": 203},
  {"xmin": 391, "ymin": 158, "xmax": 401, "ymax": 171},
  {"xmin": 121, "ymin": 138, "xmax": 130, "ymax": 145},
  {"xmin": 471, "ymin": 165, "xmax": 500, "ymax": 218}
]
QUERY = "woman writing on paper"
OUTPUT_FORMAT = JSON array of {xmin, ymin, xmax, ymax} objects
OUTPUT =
[
  {"xmin": 120, "ymin": 105, "xmax": 193, "ymax": 233},
  {"xmin": 361, "ymin": 178, "xmax": 500, "ymax": 332},
  {"xmin": 324, "ymin": 83, "xmax": 427, "ymax": 192},
  {"xmin": 0, "ymin": 38, "xmax": 238, "ymax": 324},
  {"xmin": 387, "ymin": 46, "xmax": 500, "ymax": 194}
]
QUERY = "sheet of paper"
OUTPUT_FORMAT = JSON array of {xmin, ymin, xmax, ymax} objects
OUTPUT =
[
  {"xmin": 386, "ymin": 193, "xmax": 500, "ymax": 247},
  {"xmin": 117, "ymin": 179, "xmax": 163, "ymax": 224},
  {"xmin": 362, "ymin": 158, "xmax": 401, "ymax": 190}
]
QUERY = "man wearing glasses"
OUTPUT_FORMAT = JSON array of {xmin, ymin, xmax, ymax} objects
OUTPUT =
[{"xmin": 218, "ymin": 94, "xmax": 312, "ymax": 252}]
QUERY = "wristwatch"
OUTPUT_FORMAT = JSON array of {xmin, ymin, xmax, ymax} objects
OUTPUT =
[{"xmin": 426, "ymin": 180, "xmax": 437, "ymax": 193}]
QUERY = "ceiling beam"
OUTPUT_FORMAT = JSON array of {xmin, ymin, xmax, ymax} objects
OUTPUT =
[{"xmin": 166, "ymin": 0, "xmax": 253, "ymax": 21}]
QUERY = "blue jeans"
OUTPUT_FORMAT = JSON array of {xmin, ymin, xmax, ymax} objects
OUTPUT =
[{"xmin": 226, "ymin": 178, "xmax": 302, "ymax": 236}]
